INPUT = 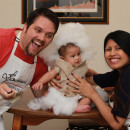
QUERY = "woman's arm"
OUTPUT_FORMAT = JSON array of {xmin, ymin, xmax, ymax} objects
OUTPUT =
[
  {"xmin": 91, "ymin": 91, "xmax": 126, "ymax": 130},
  {"xmin": 69, "ymin": 74, "xmax": 126, "ymax": 130}
]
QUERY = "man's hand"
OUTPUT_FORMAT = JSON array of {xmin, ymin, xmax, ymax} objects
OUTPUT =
[{"xmin": 0, "ymin": 83, "xmax": 16, "ymax": 100}]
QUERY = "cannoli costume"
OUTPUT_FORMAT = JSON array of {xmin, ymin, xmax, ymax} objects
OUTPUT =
[
  {"xmin": 28, "ymin": 59, "xmax": 108, "ymax": 115},
  {"xmin": 54, "ymin": 59, "xmax": 88, "ymax": 97}
]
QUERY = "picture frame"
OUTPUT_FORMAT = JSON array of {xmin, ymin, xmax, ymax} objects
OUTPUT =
[{"xmin": 22, "ymin": 0, "xmax": 109, "ymax": 24}]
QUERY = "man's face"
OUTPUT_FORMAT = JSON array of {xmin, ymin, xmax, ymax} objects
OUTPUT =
[{"xmin": 20, "ymin": 16, "xmax": 56, "ymax": 56}]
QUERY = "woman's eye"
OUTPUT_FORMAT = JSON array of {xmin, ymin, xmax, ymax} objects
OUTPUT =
[
  {"xmin": 116, "ymin": 47, "xmax": 121, "ymax": 50},
  {"xmin": 105, "ymin": 48, "xmax": 111, "ymax": 51}
]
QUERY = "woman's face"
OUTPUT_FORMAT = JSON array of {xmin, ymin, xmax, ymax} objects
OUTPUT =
[{"xmin": 105, "ymin": 39, "xmax": 130, "ymax": 70}]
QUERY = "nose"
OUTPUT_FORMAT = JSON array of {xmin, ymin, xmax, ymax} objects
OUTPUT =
[
  {"xmin": 110, "ymin": 49, "xmax": 116, "ymax": 56},
  {"xmin": 38, "ymin": 33, "xmax": 46, "ymax": 43},
  {"xmin": 76, "ymin": 55, "xmax": 80, "ymax": 59}
]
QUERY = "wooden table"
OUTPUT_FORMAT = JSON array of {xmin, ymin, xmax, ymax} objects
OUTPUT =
[{"xmin": 7, "ymin": 88, "xmax": 108, "ymax": 130}]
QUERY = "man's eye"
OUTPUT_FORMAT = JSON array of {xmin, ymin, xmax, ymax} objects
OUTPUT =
[
  {"xmin": 46, "ymin": 34, "xmax": 54, "ymax": 39},
  {"xmin": 35, "ymin": 28, "xmax": 41, "ymax": 33}
]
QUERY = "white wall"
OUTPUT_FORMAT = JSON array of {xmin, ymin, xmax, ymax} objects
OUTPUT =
[
  {"xmin": 1, "ymin": 0, "xmax": 130, "ymax": 130},
  {"xmin": 85, "ymin": 0, "xmax": 130, "ymax": 73}
]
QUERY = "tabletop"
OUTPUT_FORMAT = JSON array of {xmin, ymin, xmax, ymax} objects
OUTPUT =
[
  {"xmin": 7, "ymin": 87, "xmax": 108, "ymax": 130},
  {"xmin": 8, "ymin": 87, "xmax": 102, "ymax": 118}
]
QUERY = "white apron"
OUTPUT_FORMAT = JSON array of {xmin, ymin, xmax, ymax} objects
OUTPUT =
[{"xmin": 0, "ymin": 31, "xmax": 37, "ymax": 130}]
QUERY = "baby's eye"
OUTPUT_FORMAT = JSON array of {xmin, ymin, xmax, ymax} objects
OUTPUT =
[
  {"xmin": 71, "ymin": 55, "xmax": 75, "ymax": 58},
  {"xmin": 78, "ymin": 53, "xmax": 81, "ymax": 56}
]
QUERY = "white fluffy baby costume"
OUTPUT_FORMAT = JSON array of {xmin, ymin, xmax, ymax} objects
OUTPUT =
[{"xmin": 28, "ymin": 23, "xmax": 108, "ymax": 115}]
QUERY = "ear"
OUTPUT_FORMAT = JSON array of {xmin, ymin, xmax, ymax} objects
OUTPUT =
[
  {"xmin": 23, "ymin": 23, "xmax": 27, "ymax": 32},
  {"xmin": 60, "ymin": 56, "xmax": 64, "ymax": 60}
]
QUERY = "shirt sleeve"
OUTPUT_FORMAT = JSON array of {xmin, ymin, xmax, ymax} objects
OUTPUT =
[
  {"xmin": 0, "ymin": 28, "xmax": 16, "ymax": 68},
  {"xmin": 93, "ymin": 70, "xmax": 119, "ymax": 88}
]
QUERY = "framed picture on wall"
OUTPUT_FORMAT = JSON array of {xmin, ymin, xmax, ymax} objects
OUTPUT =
[{"xmin": 22, "ymin": 0, "xmax": 109, "ymax": 24}]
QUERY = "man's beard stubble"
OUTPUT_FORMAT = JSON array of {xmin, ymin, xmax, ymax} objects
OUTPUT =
[{"xmin": 25, "ymin": 45, "xmax": 40, "ymax": 57}]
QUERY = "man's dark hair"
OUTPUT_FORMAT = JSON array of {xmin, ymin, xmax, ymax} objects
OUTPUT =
[{"xmin": 26, "ymin": 8, "xmax": 60, "ymax": 34}]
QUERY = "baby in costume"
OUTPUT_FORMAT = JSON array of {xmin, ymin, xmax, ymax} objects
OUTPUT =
[{"xmin": 28, "ymin": 23, "xmax": 108, "ymax": 115}]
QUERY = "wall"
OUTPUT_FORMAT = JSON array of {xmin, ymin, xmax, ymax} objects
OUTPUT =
[{"xmin": 0, "ymin": 0, "xmax": 130, "ymax": 130}]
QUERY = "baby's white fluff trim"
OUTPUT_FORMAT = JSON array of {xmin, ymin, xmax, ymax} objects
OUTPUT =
[
  {"xmin": 39, "ymin": 22, "xmax": 96, "ymax": 67},
  {"xmin": 28, "ymin": 98, "xmax": 42, "ymax": 110},
  {"xmin": 28, "ymin": 87, "xmax": 79, "ymax": 115}
]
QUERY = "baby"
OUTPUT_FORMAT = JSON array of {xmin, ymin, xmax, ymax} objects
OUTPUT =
[
  {"xmin": 28, "ymin": 23, "xmax": 108, "ymax": 115},
  {"xmin": 28, "ymin": 43, "xmax": 107, "ymax": 115}
]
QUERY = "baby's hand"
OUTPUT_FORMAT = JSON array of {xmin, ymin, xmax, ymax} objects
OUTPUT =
[{"xmin": 32, "ymin": 82, "xmax": 43, "ymax": 90}]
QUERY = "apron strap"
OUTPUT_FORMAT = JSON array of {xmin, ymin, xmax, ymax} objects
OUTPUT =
[
  {"xmin": 11, "ymin": 31, "xmax": 22, "ymax": 55},
  {"xmin": 11, "ymin": 31, "xmax": 37, "ymax": 64}
]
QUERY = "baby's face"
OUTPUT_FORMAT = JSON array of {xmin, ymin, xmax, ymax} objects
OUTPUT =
[{"xmin": 63, "ymin": 46, "xmax": 81, "ymax": 67}]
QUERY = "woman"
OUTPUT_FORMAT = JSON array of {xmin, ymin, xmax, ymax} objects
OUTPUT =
[{"xmin": 67, "ymin": 30, "xmax": 130, "ymax": 130}]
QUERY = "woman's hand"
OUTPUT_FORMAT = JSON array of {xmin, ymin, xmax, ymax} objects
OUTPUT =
[
  {"xmin": 0, "ymin": 83, "xmax": 16, "ymax": 100},
  {"xmin": 68, "ymin": 74, "xmax": 97, "ymax": 99},
  {"xmin": 49, "ymin": 74, "xmax": 62, "ymax": 89}
]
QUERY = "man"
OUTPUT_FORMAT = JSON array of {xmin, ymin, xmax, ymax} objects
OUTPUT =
[{"xmin": 0, "ymin": 7, "xmax": 60, "ymax": 130}]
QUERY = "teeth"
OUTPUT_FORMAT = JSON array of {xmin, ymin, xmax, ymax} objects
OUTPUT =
[
  {"xmin": 110, "ymin": 59, "xmax": 119, "ymax": 62},
  {"xmin": 34, "ymin": 41, "xmax": 41, "ymax": 46}
]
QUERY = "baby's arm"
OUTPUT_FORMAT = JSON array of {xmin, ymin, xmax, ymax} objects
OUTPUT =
[{"xmin": 32, "ymin": 68, "xmax": 57, "ymax": 90}]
